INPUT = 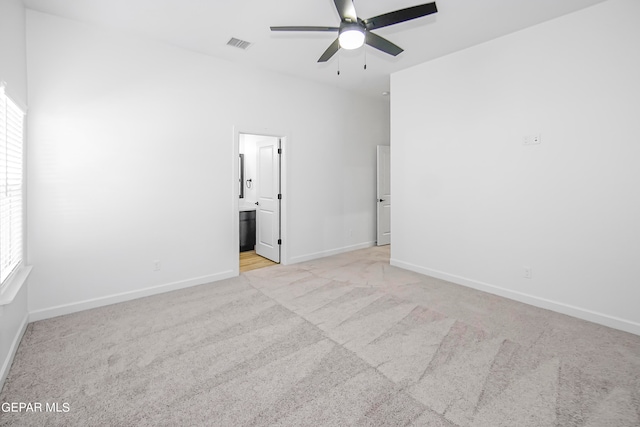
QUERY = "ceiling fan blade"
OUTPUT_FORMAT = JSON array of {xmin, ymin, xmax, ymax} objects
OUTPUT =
[
  {"xmin": 333, "ymin": 0, "xmax": 357, "ymax": 21},
  {"xmin": 318, "ymin": 38, "xmax": 340, "ymax": 62},
  {"xmin": 365, "ymin": 31, "xmax": 403, "ymax": 56},
  {"xmin": 364, "ymin": 2, "xmax": 437, "ymax": 30},
  {"xmin": 270, "ymin": 26, "xmax": 339, "ymax": 32}
]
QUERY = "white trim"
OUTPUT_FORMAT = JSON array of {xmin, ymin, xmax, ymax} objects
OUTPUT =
[
  {"xmin": 0, "ymin": 311, "xmax": 28, "ymax": 392},
  {"xmin": 0, "ymin": 266, "xmax": 32, "ymax": 314},
  {"xmin": 232, "ymin": 128, "xmax": 241, "ymax": 276},
  {"xmin": 29, "ymin": 270, "xmax": 235, "ymax": 322},
  {"xmin": 289, "ymin": 241, "xmax": 375, "ymax": 265},
  {"xmin": 390, "ymin": 258, "xmax": 640, "ymax": 337}
]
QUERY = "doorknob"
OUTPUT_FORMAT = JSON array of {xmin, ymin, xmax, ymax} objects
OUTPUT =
[
  {"xmin": 255, "ymin": 202, "xmax": 259, "ymax": 206},
  {"xmin": 378, "ymin": 199, "xmax": 384, "ymax": 202}
]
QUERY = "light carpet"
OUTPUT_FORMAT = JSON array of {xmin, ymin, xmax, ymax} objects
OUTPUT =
[{"xmin": 1, "ymin": 246, "xmax": 639, "ymax": 426}]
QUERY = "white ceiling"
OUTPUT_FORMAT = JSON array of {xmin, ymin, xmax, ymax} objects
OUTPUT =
[{"xmin": 22, "ymin": 0, "xmax": 606, "ymax": 99}]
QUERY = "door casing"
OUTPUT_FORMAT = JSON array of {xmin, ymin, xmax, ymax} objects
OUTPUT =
[{"xmin": 376, "ymin": 145, "xmax": 391, "ymax": 246}]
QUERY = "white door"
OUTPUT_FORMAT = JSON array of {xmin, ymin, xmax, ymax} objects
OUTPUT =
[
  {"xmin": 255, "ymin": 138, "xmax": 280, "ymax": 262},
  {"xmin": 377, "ymin": 145, "xmax": 391, "ymax": 246}
]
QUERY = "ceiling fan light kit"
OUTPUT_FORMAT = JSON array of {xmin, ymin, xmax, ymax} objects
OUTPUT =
[
  {"xmin": 339, "ymin": 23, "xmax": 365, "ymax": 50},
  {"xmin": 270, "ymin": 0, "xmax": 438, "ymax": 63}
]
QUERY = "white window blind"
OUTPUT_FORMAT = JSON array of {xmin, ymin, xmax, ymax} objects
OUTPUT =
[{"xmin": 0, "ymin": 83, "xmax": 25, "ymax": 286}]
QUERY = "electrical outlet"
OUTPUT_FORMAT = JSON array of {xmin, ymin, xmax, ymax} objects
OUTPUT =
[
  {"xmin": 523, "ymin": 267, "xmax": 532, "ymax": 279},
  {"xmin": 153, "ymin": 260, "xmax": 161, "ymax": 271}
]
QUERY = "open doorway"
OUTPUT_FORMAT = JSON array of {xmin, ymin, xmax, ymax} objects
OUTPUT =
[{"xmin": 234, "ymin": 128, "xmax": 286, "ymax": 274}]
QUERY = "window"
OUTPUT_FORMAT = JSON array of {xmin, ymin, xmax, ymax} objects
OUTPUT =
[{"xmin": 0, "ymin": 82, "xmax": 25, "ymax": 287}]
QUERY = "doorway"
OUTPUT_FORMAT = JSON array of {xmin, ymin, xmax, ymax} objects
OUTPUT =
[{"xmin": 234, "ymin": 128, "xmax": 287, "ymax": 274}]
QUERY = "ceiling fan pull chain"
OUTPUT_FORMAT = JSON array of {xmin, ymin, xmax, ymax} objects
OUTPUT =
[
  {"xmin": 364, "ymin": 48, "xmax": 367, "ymax": 70},
  {"xmin": 337, "ymin": 55, "xmax": 341, "ymax": 75}
]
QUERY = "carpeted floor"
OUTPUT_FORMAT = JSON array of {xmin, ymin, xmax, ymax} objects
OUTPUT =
[{"xmin": 1, "ymin": 246, "xmax": 639, "ymax": 426}]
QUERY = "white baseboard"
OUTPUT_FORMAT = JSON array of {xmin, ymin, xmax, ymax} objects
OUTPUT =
[
  {"xmin": 288, "ymin": 241, "xmax": 375, "ymax": 265},
  {"xmin": 29, "ymin": 270, "xmax": 236, "ymax": 322},
  {"xmin": 0, "ymin": 312, "xmax": 29, "ymax": 392},
  {"xmin": 390, "ymin": 259, "xmax": 640, "ymax": 337}
]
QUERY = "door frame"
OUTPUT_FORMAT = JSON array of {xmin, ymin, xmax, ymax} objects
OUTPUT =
[
  {"xmin": 376, "ymin": 145, "xmax": 391, "ymax": 246},
  {"xmin": 233, "ymin": 126, "xmax": 289, "ymax": 274}
]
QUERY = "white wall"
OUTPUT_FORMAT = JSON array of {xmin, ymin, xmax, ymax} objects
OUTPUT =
[
  {"xmin": 391, "ymin": 0, "xmax": 640, "ymax": 335},
  {"xmin": 26, "ymin": 11, "xmax": 389, "ymax": 318},
  {"xmin": 0, "ymin": 0, "xmax": 29, "ymax": 390},
  {"xmin": 0, "ymin": 0, "xmax": 27, "ymax": 103}
]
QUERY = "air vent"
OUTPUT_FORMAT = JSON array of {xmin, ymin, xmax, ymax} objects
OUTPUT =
[{"xmin": 226, "ymin": 37, "xmax": 252, "ymax": 50}]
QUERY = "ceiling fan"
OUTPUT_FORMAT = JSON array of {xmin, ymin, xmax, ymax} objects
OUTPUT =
[{"xmin": 270, "ymin": 0, "xmax": 438, "ymax": 63}]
